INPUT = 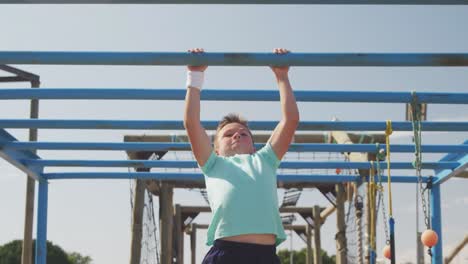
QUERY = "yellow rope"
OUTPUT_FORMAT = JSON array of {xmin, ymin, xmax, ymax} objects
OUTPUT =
[{"xmin": 385, "ymin": 120, "xmax": 393, "ymax": 217}]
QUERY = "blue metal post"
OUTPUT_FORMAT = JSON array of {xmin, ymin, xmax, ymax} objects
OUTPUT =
[
  {"xmin": 389, "ymin": 217, "xmax": 396, "ymax": 264},
  {"xmin": 370, "ymin": 250, "xmax": 376, "ymax": 264},
  {"xmin": 35, "ymin": 179, "xmax": 48, "ymax": 264},
  {"xmin": 430, "ymin": 184, "xmax": 443, "ymax": 263}
]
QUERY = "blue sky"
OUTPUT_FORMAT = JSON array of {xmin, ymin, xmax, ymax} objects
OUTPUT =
[{"xmin": 0, "ymin": 4, "xmax": 467, "ymax": 264}]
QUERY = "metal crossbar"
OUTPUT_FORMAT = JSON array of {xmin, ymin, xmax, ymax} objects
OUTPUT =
[
  {"xmin": 1, "ymin": 89, "xmax": 468, "ymax": 104},
  {"xmin": 42, "ymin": 172, "xmax": 430, "ymax": 183},
  {"xmin": 23, "ymin": 159, "xmax": 462, "ymax": 170},
  {"xmin": 2, "ymin": 0, "xmax": 468, "ymax": 4},
  {"xmin": 1, "ymin": 119, "xmax": 467, "ymax": 131},
  {"xmin": 2, "ymin": 141, "xmax": 467, "ymax": 153},
  {"xmin": 1, "ymin": 51, "xmax": 468, "ymax": 66}
]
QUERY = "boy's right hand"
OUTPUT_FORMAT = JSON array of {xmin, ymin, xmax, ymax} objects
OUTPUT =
[{"xmin": 187, "ymin": 48, "xmax": 208, "ymax": 72}]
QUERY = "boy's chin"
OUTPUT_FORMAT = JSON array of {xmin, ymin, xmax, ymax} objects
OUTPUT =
[{"xmin": 221, "ymin": 149, "xmax": 252, "ymax": 157}]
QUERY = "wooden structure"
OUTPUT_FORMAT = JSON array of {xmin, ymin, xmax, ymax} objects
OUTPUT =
[{"xmin": 126, "ymin": 132, "xmax": 384, "ymax": 264}]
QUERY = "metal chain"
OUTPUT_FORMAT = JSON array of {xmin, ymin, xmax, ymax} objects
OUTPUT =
[
  {"xmin": 355, "ymin": 194, "xmax": 364, "ymax": 264},
  {"xmin": 375, "ymin": 153, "xmax": 390, "ymax": 244},
  {"xmin": 411, "ymin": 99, "xmax": 431, "ymax": 229},
  {"xmin": 379, "ymin": 188, "xmax": 390, "ymax": 244}
]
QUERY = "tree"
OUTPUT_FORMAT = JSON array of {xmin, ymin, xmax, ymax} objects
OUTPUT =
[
  {"xmin": 0, "ymin": 240, "xmax": 92, "ymax": 264},
  {"xmin": 277, "ymin": 248, "xmax": 336, "ymax": 264},
  {"xmin": 68, "ymin": 252, "xmax": 93, "ymax": 264}
]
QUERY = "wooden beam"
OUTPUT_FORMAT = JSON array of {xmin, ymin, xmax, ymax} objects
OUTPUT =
[
  {"xmin": 319, "ymin": 205, "xmax": 336, "ymax": 223},
  {"xmin": 445, "ymin": 234, "xmax": 468, "ymax": 264},
  {"xmin": 455, "ymin": 170, "xmax": 468, "ymax": 179},
  {"xmin": 306, "ymin": 224, "xmax": 312, "ymax": 264},
  {"xmin": 174, "ymin": 204, "xmax": 183, "ymax": 264},
  {"xmin": 160, "ymin": 183, "xmax": 174, "ymax": 264},
  {"xmin": 335, "ymin": 184, "xmax": 347, "ymax": 264},
  {"xmin": 189, "ymin": 224, "xmax": 197, "ymax": 264},
  {"xmin": 129, "ymin": 170, "xmax": 148, "ymax": 264},
  {"xmin": 313, "ymin": 205, "xmax": 323, "ymax": 264}
]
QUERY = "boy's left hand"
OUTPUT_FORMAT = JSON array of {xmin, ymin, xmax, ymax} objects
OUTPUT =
[{"xmin": 270, "ymin": 48, "xmax": 290, "ymax": 77}]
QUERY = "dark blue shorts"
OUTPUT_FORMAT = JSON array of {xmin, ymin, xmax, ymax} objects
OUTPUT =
[{"xmin": 201, "ymin": 239, "xmax": 280, "ymax": 264}]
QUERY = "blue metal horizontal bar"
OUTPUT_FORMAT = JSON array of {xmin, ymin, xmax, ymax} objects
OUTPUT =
[
  {"xmin": 434, "ymin": 156, "xmax": 468, "ymax": 185},
  {"xmin": 25, "ymin": 159, "xmax": 460, "ymax": 170},
  {"xmin": 43, "ymin": 172, "xmax": 427, "ymax": 183},
  {"xmin": 1, "ymin": 52, "xmax": 468, "ymax": 66},
  {"xmin": 434, "ymin": 140, "xmax": 468, "ymax": 185},
  {"xmin": 1, "ymin": 89, "xmax": 467, "ymax": 104},
  {"xmin": 1, "ymin": 119, "xmax": 467, "ymax": 131},
  {"xmin": 4, "ymin": 141, "xmax": 468, "ymax": 153},
  {"xmin": 0, "ymin": 129, "xmax": 42, "ymax": 180},
  {"xmin": 2, "ymin": 0, "xmax": 467, "ymax": 5}
]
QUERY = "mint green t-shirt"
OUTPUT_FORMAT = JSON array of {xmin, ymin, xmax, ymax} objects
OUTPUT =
[{"xmin": 200, "ymin": 143, "xmax": 287, "ymax": 246}]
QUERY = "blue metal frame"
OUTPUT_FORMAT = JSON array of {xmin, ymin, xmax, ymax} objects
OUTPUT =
[
  {"xmin": 0, "ymin": 129, "xmax": 43, "ymax": 180},
  {"xmin": 430, "ymin": 184, "xmax": 443, "ymax": 264},
  {"xmin": 1, "ymin": 89, "xmax": 468, "ymax": 104},
  {"xmin": 2, "ymin": 0, "xmax": 468, "ymax": 5},
  {"xmin": 2, "ymin": 141, "xmax": 467, "ymax": 153},
  {"xmin": 42, "ymin": 172, "xmax": 430, "ymax": 183},
  {"xmin": 23, "ymin": 159, "xmax": 461, "ymax": 170},
  {"xmin": 433, "ymin": 140, "xmax": 468, "ymax": 185},
  {"xmin": 0, "ymin": 52, "xmax": 465, "ymax": 264},
  {"xmin": 1, "ymin": 119, "xmax": 467, "ymax": 131},
  {"xmin": 1, "ymin": 51, "xmax": 468, "ymax": 66},
  {"xmin": 36, "ymin": 179, "xmax": 48, "ymax": 264}
]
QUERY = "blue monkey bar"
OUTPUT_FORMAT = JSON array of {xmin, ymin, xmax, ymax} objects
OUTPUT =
[
  {"xmin": 1, "ymin": 119, "xmax": 467, "ymax": 131},
  {"xmin": 1, "ymin": 51, "xmax": 468, "ymax": 66},
  {"xmin": 1, "ymin": 89, "xmax": 468, "ymax": 104},
  {"xmin": 2, "ymin": 141, "xmax": 467, "ymax": 153},
  {"xmin": 42, "ymin": 172, "xmax": 430, "ymax": 183},
  {"xmin": 2, "ymin": 0, "xmax": 468, "ymax": 5},
  {"xmin": 0, "ymin": 53, "xmax": 465, "ymax": 264},
  {"xmin": 22, "ymin": 159, "xmax": 461, "ymax": 170},
  {"xmin": 434, "ymin": 140, "xmax": 468, "ymax": 185}
]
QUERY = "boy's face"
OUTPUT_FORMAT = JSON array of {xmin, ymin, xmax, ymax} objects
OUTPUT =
[{"xmin": 215, "ymin": 122, "xmax": 255, "ymax": 157}]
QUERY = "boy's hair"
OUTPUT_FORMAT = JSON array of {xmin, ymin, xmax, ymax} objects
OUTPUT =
[{"xmin": 214, "ymin": 113, "xmax": 253, "ymax": 148}]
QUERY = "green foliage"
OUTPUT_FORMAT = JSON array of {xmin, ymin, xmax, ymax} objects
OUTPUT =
[
  {"xmin": 68, "ymin": 252, "xmax": 93, "ymax": 264},
  {"xmin": 0, "ymin": 240, "xmax": 92, "ymax": 264},
  {"xmin": 277, "ymin": 248, "xmax": 336, "ymax": 264}
]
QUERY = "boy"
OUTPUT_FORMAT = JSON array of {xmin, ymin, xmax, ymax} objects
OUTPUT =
[{"xmin": 184, "ymin": 48, "xmax": 299, "ymax": 264}]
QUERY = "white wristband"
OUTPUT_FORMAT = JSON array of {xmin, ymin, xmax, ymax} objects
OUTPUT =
[{"xmin": 186, "ymin": 71, "xmax": 204, "ymax": 90}]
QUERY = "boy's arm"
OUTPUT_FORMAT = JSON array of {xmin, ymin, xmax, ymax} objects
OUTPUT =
[
  {"xmin": 267, "ymin": 49, "xmax": 300, "ymax": 160},
  {"xmin": 184, "ymin": 48, "xmax": 213, "ymax": 167}
]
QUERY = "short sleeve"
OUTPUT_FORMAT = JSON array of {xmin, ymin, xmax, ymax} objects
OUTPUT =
[
  {"xmin": 255, "ymin": 143, "xmax": 281, "ymax": 168},
  {"xmin": 200, "ymin": 151, "xmax": 218, "ymax": 174}
]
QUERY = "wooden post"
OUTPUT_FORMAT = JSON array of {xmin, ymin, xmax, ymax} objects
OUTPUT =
[
  {"xmin": 22, "ymin": 177, "xmax": 35, "ymax": 264},
  {"xmin": 160, "ymin": 183, "xmax": 174, "ymax": 264},
  {"xmin": 336, "ymin": 183, "xmax": 347, "ymax": 264},
  {"xmin": 313, "ymin": 206, "xmax": 322, "ymax": 264},
  {"xmin": 305, "ymin": 224, "xmax": 312, "ymax": 264},
  {"xmin": 174, "ymin": 204, "xmax": 184, "ymax": 264},
  {"xmin": 445, "ymin": 234, "xmax": 468, "ymax": 264},
  {"xmin": 190, "ymin": 224, "xmax": 197, "ymax": 264},
  {"xmin": 129, "ymin": 176, "xmax": 147, "ymax": 264},
  {"xmin": 22, "ymin": 80, "xmax": 39, "ymax": 264}
]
